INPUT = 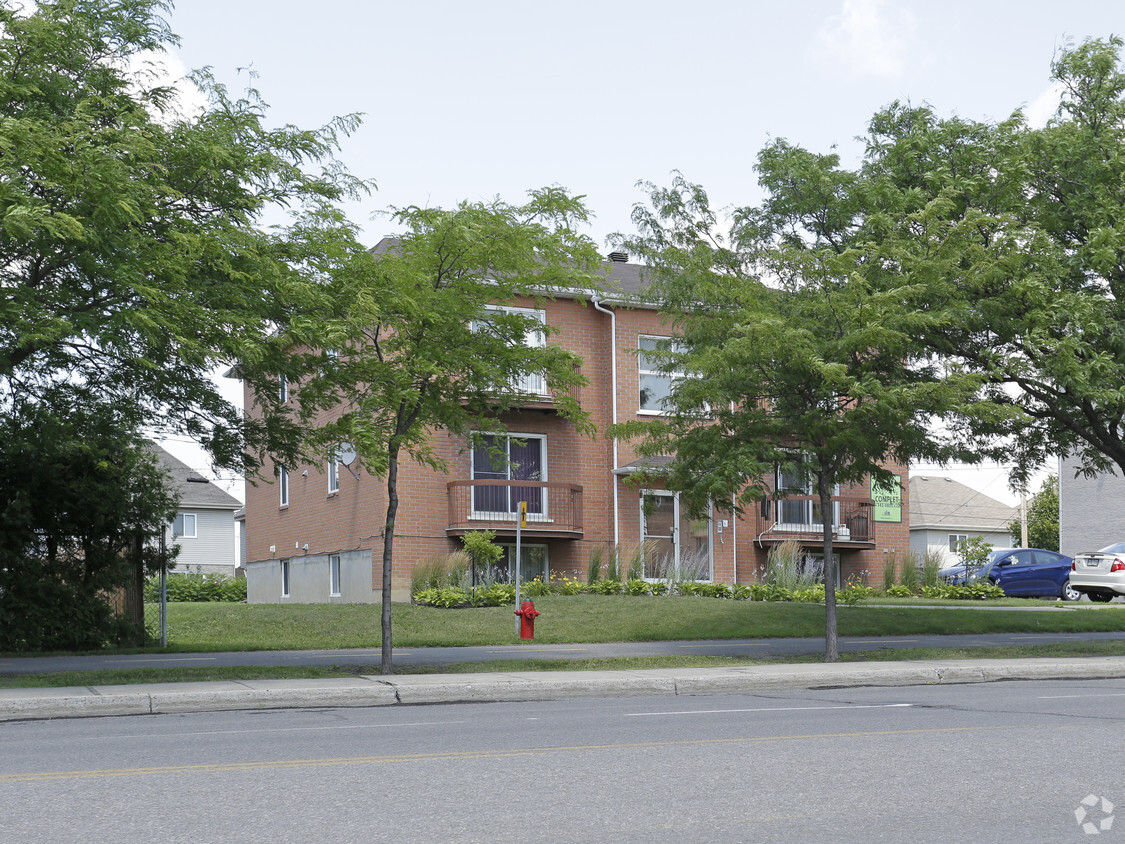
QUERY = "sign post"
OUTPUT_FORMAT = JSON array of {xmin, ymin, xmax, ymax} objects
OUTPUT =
[{"xmin": 514, "ymin": 500, "xmax": 526, "ymax": 636}]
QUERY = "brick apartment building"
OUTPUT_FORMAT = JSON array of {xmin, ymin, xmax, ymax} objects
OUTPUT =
[{"xmin": 243, "ymin": 249, "xmax": 910, "ymax": 603}]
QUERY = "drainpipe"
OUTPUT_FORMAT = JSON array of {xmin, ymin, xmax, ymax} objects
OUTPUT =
[{"xmin": 592, "ymin": 295, "xmax": 620, "ymax": 547}]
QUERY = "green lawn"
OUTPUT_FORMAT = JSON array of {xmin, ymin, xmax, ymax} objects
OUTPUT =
[{"xmin": 147, "ymin": 595, "xmax": 1125, "ymax": 651}]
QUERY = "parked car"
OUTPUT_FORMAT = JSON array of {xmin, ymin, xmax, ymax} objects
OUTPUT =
[
  {"xmin": 1069, "ymin": 542, "xmax": 1125, "ymax": 602},
  {"xmin": 947, "ymin": 548, "xmax": 1078, "ymax": 600}
]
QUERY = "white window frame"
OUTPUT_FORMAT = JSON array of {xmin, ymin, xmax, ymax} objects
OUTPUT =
[
  {"xmin": 279, "ymin": 466, "xmax": 289, "ymax": 507},
  {"xmin": 949, "ymin": 534, "xmax": 969, "ymax": 552},
  {"xmin": 328, "ymin": 457, "xmax": 339, "ymax": 494},
  {"xmin": 774, "ymin": 463, "xmax": 838, "ymax": 531},
  {"xmin": 172, "ymin": 512, "xmax": 197, "ymax": 539},
  {"xmin": 638, "ymin": 335, "xmax": 686, "ymax": 415},
  {"xmin": 470, "ymin": 431, "xmax": 548, "ymax": 521},
  {"xmin": 640, "ymin": 490, "xmax": 713, "ymax": 582},
  {"xmin": 495, "ymin": 543, "xmax": 549, "ymax": 584},
  {"xmin": 281, "ymin": 559, "xmax": 290, "ymax": 597},
  {"xmin": 329, "ymin": 554, "xmax": 341, "ymax": 596},
  {"xmin": 472, "ymin": 305, "xmax": 547, "ymax": 396}
]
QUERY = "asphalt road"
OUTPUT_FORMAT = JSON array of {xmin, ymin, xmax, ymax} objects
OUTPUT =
[
  {"xmin": 4, "ymin": 630, "xmax": 1125, "ymax": 676},
  {"xmin": 3, "ymin": 678, "xmax": 1123, "ymax": 842}
]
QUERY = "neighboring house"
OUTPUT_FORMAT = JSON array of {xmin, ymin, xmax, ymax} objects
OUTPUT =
[
  {"xmin": 908, "ymin": 475, "xmax": 1016, "ymax": 564},
  {"xmin": 152, "ymin": 445, "xmax": 242, "ymax": 576},
  {"xmin": 1058, "ymin": 454, "xmax": 1125, "ymax": 557},
  {"xmin": 243, "ymin": 248, "xmax": 912, "ymax": 603}
]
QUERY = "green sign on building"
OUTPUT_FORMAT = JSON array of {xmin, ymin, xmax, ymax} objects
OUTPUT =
[{"xmin": 872, "ymin": 474, "xmax": 902, "ymax": 523}]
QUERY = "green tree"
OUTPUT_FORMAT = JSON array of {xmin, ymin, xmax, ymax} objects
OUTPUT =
[
  {"xmin": 283, "ymin": 191, "xmax": 603, "ymax": 674},
  {"xmin": 615, "ymin": 171, "xmax": 979, "ymax": 662},
  {"xmin": 1008, "ymin": 475, "xmax": 1060, "ymax": 550},
  {"xmin": 0, "ymin": 396, "xmax": 178, "ymax": 650},
  {"xmin": 0, "ymin": 0, "xmax": 366, "ymax": 471},
  {"xmin": 861, "ymin": 38, "xmax": 1125, "ymax": 484}
]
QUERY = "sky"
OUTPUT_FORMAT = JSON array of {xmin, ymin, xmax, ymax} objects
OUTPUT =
[{"xmin": 155, "ymin": 0, "xmax": 1125, "ymax": 504}]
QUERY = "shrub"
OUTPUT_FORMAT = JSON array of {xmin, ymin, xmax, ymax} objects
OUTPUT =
[
  {"xmin": 899, "ymin": 551, "xmax": 920, "ymax": 591},
  {"xmin": 522, "ymin": 578, "xmax": 552, "ymax": 598},
  {"xmin": 411, "ymin": 551, "xmax": 471, "ymax": 594},
  {"xmin": 649, "ymin": 581, "xmax": 669, "ymax": 596},
  {"xmin": 881, "ymin": 554, "xmax": 897, "ymax": 592},
  {"xmin": 549, "ymin": 573, "xmax": 583, "ymax": 595},
  {"xmin": 587, "ymin": 579, "xmax": 621, "ymax": 596},
  {"xmin": 586, "ymin": 545, "xmax": 604, "ymax": 584},
  {"xmin": 624, "ymin": 578, "xmax": 651, "ymax": 596},
  {"xmin": 145, "ymin": 572, "xmax": 245, "ymax": 603},
  {"xmin": 885, "ymin": 585, "xmax": 914, "ymax": 598},
  {"xmin": 921, "ymin": 550, "xmax": 943, "ymax": 588},
  {"xmin": 731, "ymin": 584, "xmax": 754, "ymax": 600},
  {"xmin": 676, "ymin": 582, "xmax": 707, "ymax": 597},
  {"xmin": 765, "ymin": 540, "xmax": 822, "ymax": 590}
]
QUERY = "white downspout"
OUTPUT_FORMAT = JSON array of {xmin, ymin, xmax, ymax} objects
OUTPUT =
[{"xmin": 592, "ymin": 296, "xmax": 619, "ymax": 547}]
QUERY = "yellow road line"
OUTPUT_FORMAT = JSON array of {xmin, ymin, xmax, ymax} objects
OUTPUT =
[{"xmin": 0, "ymin": 722, "xmax": 1070, "ymax": 784}]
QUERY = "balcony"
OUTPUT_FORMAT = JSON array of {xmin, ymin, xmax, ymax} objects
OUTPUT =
[
  {"xmin": 447, "ymin": 480, "xmax": 583, "ymax": 539},
  {"xmin": 755, "ymin": 496, "xmax": 876, "ymax": 549},
  {"xmin": 464, "ymin": 364, "xmax": 581, "ymax": 413}
]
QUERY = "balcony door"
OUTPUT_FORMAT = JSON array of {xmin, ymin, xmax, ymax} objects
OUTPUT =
[
  {"xmin": 471, "ymin": 433, "xmax": 546, "ymax": 518},
  {"xmin": 775, "ymin": 466, "xmax": 838, "ymax": 531},
  {"xmin": 641, "ymin": 491, "xmax": 711, "ymax": 581}
]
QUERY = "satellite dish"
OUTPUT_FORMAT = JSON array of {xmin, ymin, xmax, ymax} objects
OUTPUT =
[{"xmin": 337, "ymin": 443, "xmax": 357, "ymax": 466}]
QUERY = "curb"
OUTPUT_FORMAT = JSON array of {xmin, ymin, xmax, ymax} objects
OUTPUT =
[{"xmin": 4, "ymin": 656, "xmax": 1125, "ymax": 722}]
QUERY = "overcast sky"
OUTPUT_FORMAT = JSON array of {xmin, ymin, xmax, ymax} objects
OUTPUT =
[{"xmin": 158, "ymin": 0, "xmax": 1124, "ymax": 503}]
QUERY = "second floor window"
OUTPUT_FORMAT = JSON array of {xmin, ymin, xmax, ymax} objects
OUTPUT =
[
  {"xmin": 279, "ymin": 375, "xmax": 289, "ymax": 403},
  {"xmin": 279, "ymin": 466, "xmax": 289, "ymax": 506},
  {"xmin": 328, "ymin": 458, "xmax": 339, "ymax": 493},
  {"xmin": 471, "ymin": 305, "xmax": 546, "ymax": 395},
  {"xmin": 638, "ymin": 335, "xmax": 685, "ymax": 414},
  {"xmin": 172, "ymin": 512, "xmax": 197, "ymax": 538}
]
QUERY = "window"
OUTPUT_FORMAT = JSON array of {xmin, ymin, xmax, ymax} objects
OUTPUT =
[
  {"xmin": 948, "ymin": 534, "xmax": 969, "ymax": 552},
  {"xmin": 471, "ymin": 433, "xmax": 546, "ymax": 517},
  {"xmin": 329, "ymin": 554, "xmax": 341, "ymax": 596},
  {"xmin": 172, "ymin": 513, "xmax": 197, "ymax": 539},
  {"xmin": 641, "ymin": 491, "xmax": 711, "ymax": 581},
  {"xmin": 485, "ymin": 544, "xmax": 548, "ymax": 584},
  {"xmin": 471, "ymin": 305, "xmax": 547, "ymax": 395},
  {"xmin": 775, "ymin": 464, "xmax": 838, "ymax": 529},
  {"xmin": 638, "ymin": 335, "xmax": 686, "ymax": 413},
  {"xmin": 279, "ymin": 466, "xmax": 289, "ymax": 506},
  {"xmin": 281, "ymin": 559, "xmax": 290, "ymax": 597},
  {"xmin": 279, "ymin": 375, "xmax": 289, "ymax": 403},
  {"xmin": 328, "ymin": 458, "xmax": 339, "ymax": 494}
]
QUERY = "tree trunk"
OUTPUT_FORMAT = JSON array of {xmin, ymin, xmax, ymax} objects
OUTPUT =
[
  {"xmin": 818, "ymin": 472, "xmax": 839, "ymax": 663},
  {"xmin": 380, "ymin": 445, "xmax": 400, "ymax": 675}
]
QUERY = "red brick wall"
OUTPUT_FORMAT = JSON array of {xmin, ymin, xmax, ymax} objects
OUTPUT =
[{"xmin": 243, "ymin": 293, "xmax": 914, "ymax": 598}]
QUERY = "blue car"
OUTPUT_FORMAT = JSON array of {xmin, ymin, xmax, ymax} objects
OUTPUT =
[{"xmin": 957, "ymin": 548, "xmax": 1078, "ymax": 600}]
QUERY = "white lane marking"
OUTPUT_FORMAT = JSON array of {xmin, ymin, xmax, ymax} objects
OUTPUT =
[
  {"xmin": 1037, "ymin": 693, "xmax": 1125, "ymax": 699},
  {"xmin": 624, "ymin": 703, "xmax": 914, "ymax": 717},
  {"xmin": 99, "ymin": 657, "xmax": 217, "ymax": 664}
]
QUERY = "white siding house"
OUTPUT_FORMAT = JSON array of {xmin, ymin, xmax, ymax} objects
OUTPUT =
[
  {"xmin": 908, "ymin": 475, "xmax": 1017, "ymax": 564},
  {"xmin": 153, "ymin": 445, "xmax": 241, "ymax": 576}
]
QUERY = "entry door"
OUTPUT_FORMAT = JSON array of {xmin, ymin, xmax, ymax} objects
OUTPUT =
[{"xmin": 641, "ymin": 491, "xmax": 711, "ymax": 581}]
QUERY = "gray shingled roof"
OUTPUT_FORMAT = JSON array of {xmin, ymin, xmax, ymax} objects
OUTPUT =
[
  {"xmin": 150, "ymin": 444, "xmax": 241, "ymax": 511},
  {"xmin": 908, "ymin": 475, "xmax": 1016, "ymax": 532},
  {"xmin": 370, "ymin": 237, "xmax": 655, "ymax": 302}
]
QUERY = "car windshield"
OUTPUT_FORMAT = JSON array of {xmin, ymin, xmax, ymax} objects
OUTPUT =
[{"xmin": 1097, "ymin": 542, "xmax": 1125, "ymax": 554}]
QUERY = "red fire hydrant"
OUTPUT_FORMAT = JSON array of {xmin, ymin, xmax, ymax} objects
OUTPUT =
[{"xmin": 515, "ymin": 599, "xmax": 540, "ymax": 639}]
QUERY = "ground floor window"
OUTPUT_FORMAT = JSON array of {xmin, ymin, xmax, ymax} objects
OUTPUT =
[
  {"xmin": 281, "ymin": 559, "xmax": 290, "ymax": 597},
  {"xmin": 641, "ymin": 491, "xmax": 711, "ymax": 581},
  {"xmin": 489, "ymin": 544, "xmax": 548, "ymax": 584},
  {"xmin": 329, "ymin": 554, "xmax": 341, "ymax": 596}
]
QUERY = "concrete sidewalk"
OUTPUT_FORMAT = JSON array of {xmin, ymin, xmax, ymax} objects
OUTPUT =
[{"xmin": 4, "ymin": 656, "xmax": 1125, "ymax": 722}]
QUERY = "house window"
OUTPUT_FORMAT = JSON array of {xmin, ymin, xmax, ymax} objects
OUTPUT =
[
  {"xmin": 328, "ymin": 458, "xmax": 339, "ymax": 494},
  {"xmin": 471, "ymin": 433, "xmax": 546, "ymax": 518},
  {"xmin": 489, "ymin": 544, "xmax": 548, "ymax": 584},
  {"xmin": 172, "ymin": 513, "xmax": 197, "ymax": 539},
  {"xmin": 279, "ymin": 466, "xmax": 289, "ymax": 507},
  {"xmin": 279, "ymin": 375, "xmax": 289, "ymax": 403},
  {"xmin": 775, "ymin": 464, "xmax": 838, "ymax": 529},
  {"xmin": 281, "ymin": 559, "xmax": 290, "ymax": 597},
  {"xmin": 638, "ymin": 335, "xmax": 686, "ymax": 414},
  {"xmin": 949, "ymin": 534, "xmax": 969, "ymax": 552},
  {"xmin": 641, "ymin": 490, "xmax": 711, "ymax": 581},
  {"xmin": 329, "ymin": 554, "xmax": 341, "ymax": 596},
  {"xmin": 471, "ymin": 305, "xmax": 547, "ymax": 395}
]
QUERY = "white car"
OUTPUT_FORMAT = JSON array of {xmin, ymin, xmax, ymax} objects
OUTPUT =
[{"xmin": 1069, "ymin": 542, "xmax": 1125, "ymax": 602}]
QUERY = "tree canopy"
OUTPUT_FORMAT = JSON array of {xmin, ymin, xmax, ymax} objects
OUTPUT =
[
  {"xmin": 1009, "ymin": 475, "xmax": 1059, "ymax": 551},
  {"xmin": 0, "ymin": 0, "xmax": 367, "ymax": 471},
  {"xmin": 281, "ymin": 189, "xmax": 605, "ymax": 673},
  {"xmin": 615, "ymin": 170, "xmax": 981, "ymax": 661}
]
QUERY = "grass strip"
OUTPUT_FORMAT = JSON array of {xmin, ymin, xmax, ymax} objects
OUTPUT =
[{"xmin": 5, "ymin": 641, "xmax": 1125, "ymax": 689}]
